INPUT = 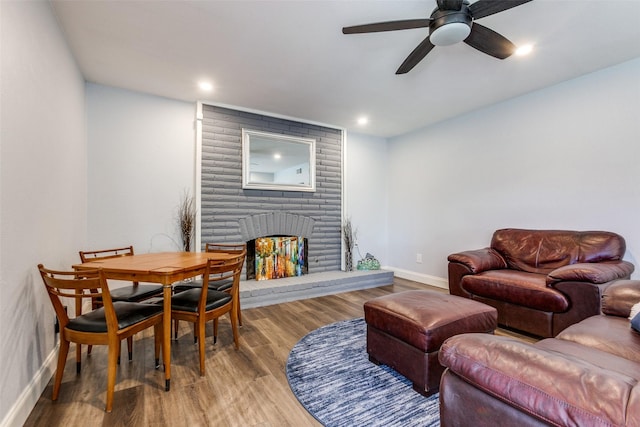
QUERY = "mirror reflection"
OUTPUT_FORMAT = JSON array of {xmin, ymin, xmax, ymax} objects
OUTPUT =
[{"xmin": 242, "ymin": 129, "xmax": 316, "ymax": 192}]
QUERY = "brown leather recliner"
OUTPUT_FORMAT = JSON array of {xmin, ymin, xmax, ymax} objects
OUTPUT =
[{"xmin": 448, "ymin": 228, "xmax": 634, "ymax": 337}]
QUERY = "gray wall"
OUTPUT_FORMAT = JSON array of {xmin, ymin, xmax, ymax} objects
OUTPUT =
[
  {"xmin": 87, "ymin": 84, "xmax": 195, "ymax": 253},
  {"xmin": 387, "ymin": 57, "xmax": 640, "ymax": 282},
  {"xmin": 1, "ymin": 2, "xmax": 87, "ymax": 425},
  {"xmin": 200, "ymin": 104, "xmax": 343, "ymax": 273}
]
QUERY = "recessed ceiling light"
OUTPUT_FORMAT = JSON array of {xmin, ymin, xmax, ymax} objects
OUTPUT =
[
  {"xmin": 515, "ymin": 44, "xmax": 533, "ymax": 56},
  {"xmin": 357, "ymin": 116, "xmax": 368, "ymax": 126},
  {"xmin": 198, "ymin": 81, "xmax": 213, "ymax": 91},
  {"xmin": 273, "ymin": 153, "xmax": 281, "ymax": 160}
]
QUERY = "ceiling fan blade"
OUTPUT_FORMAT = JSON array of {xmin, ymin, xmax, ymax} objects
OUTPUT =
[
  {"xmin": 342, "ymin": 19, "xmax": 431, "ymax": 34},
  {"xmin": 464, "ymin": 23, "xmax": 515, "ymax": 59},
  {"xmin": 396, "ymin": 36, "xmax": 436, "ymax": 74},
  {"xmin": 469, "ymin": 0, "xmax": 533, "ymax": 20}
]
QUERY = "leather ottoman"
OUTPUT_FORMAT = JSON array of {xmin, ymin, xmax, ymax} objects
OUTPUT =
[{"xmin": 364, "ymin": 290, "xmax": 497, "ymax": 396}]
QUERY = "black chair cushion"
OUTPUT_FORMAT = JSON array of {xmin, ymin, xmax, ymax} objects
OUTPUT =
[
  {"xmin": 109, "ymin": 284, "xmax": 164, "ymax": 302},
  {"xmin": 173, "ymin": 279, "xmax": 204, "ymax": 293},
  {"xmin": 169, "ymin": 288, "xmax": 232, "ymax": 313},
  {"xmin": 174, "ymin": 279, "xmax": 233, "ymax": 293},
  {"xmin": 67, "ymin": 302, "xmax": 163, "ymax": 333},
  {"xmin": 212, "ymin": 279, "xmax": 233, "ymax": 292}
]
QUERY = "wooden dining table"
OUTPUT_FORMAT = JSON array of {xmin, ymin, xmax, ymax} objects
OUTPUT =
[{"xmin": 73, "ymin": 251, "xmax": 237, "ymax": 391}]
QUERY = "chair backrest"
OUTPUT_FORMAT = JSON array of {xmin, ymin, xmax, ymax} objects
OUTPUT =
[
  {"xmin": 205, "ymin": 243, "xmax": 246, "ymax": 255},
  {"xmin": 38, "ymin": 264, "xmax": 117, "ymax": 333},
  {"xmin": 79, "ymin": 246, "xmax": 139, "ymax": 286},
  {"xmin": 79, "ymin": 246, "xmax": 135, "ymax": 262},
  {"xmin": 198, "ymin": 253, "xmax": 246, "ymax": 311},
  {"xmin": 204, "ymin": 243, "xmax": 246, "ymax": 281},
  {"xmin": 491, "ymin": 229, "xmax": 626, "ymax": 274}
]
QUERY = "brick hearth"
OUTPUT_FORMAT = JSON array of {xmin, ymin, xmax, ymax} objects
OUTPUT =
[{"xmin": 240, "ymin": 269, "xmax": 393, "ymax": 309}]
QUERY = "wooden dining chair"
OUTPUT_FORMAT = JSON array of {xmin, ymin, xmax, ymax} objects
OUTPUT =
[
  {"xmin": 79, "ymin": 246, "xmax": 164, "ymax": 361},
  {"xmin": 38, "ymin": 264, "xmax": 163, "ymax": 412},
  {"xmin": 79, "ymin": 246, "xmax": 164, "ymax": 303},
  {"xmin": 169, "ymin": 253, "xmax": 245, "ymax": 376},
  {"xmin": 174, "ymin": 243, "xmax": 247, "ymax": 326}
]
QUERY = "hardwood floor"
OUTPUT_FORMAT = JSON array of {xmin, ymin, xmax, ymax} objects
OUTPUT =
[{"xmin": 24, "ymin": 278, "xmax": 534, "ymax": 426}]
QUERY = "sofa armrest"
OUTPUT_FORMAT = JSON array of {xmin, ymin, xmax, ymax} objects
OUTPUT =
[
  {"xmin": 440, "ymin": 333, "xmax": 636, "ymax": 427},
  {"xmin": 448, "ymin": 249, "xmax": 507, "ymax": 297},
  {"xmin": 601, "ymin": 280, "xmax": 640, "ymax": 317},
  {"xmin": 546, "ymin": 260, "xmax": 634, "ymax": 286},
  {"xmin": 447, "ymin": 248, "xmax": 507, "ymax": 274}
]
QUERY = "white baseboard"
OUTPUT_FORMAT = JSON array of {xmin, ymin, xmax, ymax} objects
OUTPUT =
[
  {"xmin": 1, "ymin": 344, "xmax": 57, "ymax": 427},
  {"xmin": 384, "ymin": 266, "xmax": 449, "ymax": 290}
]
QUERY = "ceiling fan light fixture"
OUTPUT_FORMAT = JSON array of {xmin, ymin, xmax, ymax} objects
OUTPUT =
[
  {"xmin": 342, "ymin": 0, "xmax": 531, "ymax": 73},
  {"xmin": 430, "ymin": 22, "xmax": 471, "ymax": 46}
]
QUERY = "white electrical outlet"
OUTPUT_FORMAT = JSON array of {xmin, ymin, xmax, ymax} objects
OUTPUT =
[{"xmin": 416, "ymin": 253, "xmax": 423, "ymax": 263}]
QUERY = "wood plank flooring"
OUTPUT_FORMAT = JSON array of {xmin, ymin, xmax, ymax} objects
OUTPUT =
[{"xmin": 24, "ymin": 278, "xmax": 534, "ymax": 427}]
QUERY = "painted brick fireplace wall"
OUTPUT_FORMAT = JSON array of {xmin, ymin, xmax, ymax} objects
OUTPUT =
[{"xmin": 200, "ymin": 104, "xmax": 343, "ymax": 274}]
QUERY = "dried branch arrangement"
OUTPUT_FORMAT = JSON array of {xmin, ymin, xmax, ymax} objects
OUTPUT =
[
  {"xmin": 342, "ymin": 218, "xmax": 357, "ymax": 253},
  {"xmin": 179, "ymin": 191, "xmax": 196, "ymax": 252}
]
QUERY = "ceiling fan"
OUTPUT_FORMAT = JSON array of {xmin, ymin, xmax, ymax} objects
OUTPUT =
[{"xmin": 342, "ymin": 0, "xmax": 532, "ymax": 74}]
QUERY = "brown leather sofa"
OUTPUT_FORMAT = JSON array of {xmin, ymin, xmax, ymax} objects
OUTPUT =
[
  {"xmin": 448, "ymin": 228, "xmax": 634, "ymax": 337},
  {"xmin": 438, "ymin": 279, "xmax": 640, "ymax": 427}
]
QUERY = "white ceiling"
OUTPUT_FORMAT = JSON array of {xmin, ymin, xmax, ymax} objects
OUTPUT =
[{"xmin": 51, "ymin": 0, "xmax": 640, "ymax": 138}]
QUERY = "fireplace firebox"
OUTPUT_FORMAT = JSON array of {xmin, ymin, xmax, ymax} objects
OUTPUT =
[{"xmin": 246, "ymin": 236, "xmax": 308, "ymax": 280}]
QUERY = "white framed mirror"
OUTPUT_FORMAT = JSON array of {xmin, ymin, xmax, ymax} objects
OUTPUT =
[{"xmin": 242, "ymin": 129, "xmax": 316, "ymax": 192}]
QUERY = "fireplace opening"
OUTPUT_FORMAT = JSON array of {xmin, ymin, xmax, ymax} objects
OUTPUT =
[{"xmin": 246, "ymin": 236, "xmax": 308, "ymax": 280}]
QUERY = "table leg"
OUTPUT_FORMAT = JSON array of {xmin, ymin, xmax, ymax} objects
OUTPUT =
[{"xmin": 163, "ymin": 283, "xmax": 172, "ymax": 391}]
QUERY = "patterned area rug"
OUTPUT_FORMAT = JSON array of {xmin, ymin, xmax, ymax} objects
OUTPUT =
[{"xmin": 286, "ymin": 318, "xmax": 440, "ymax": 426}]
